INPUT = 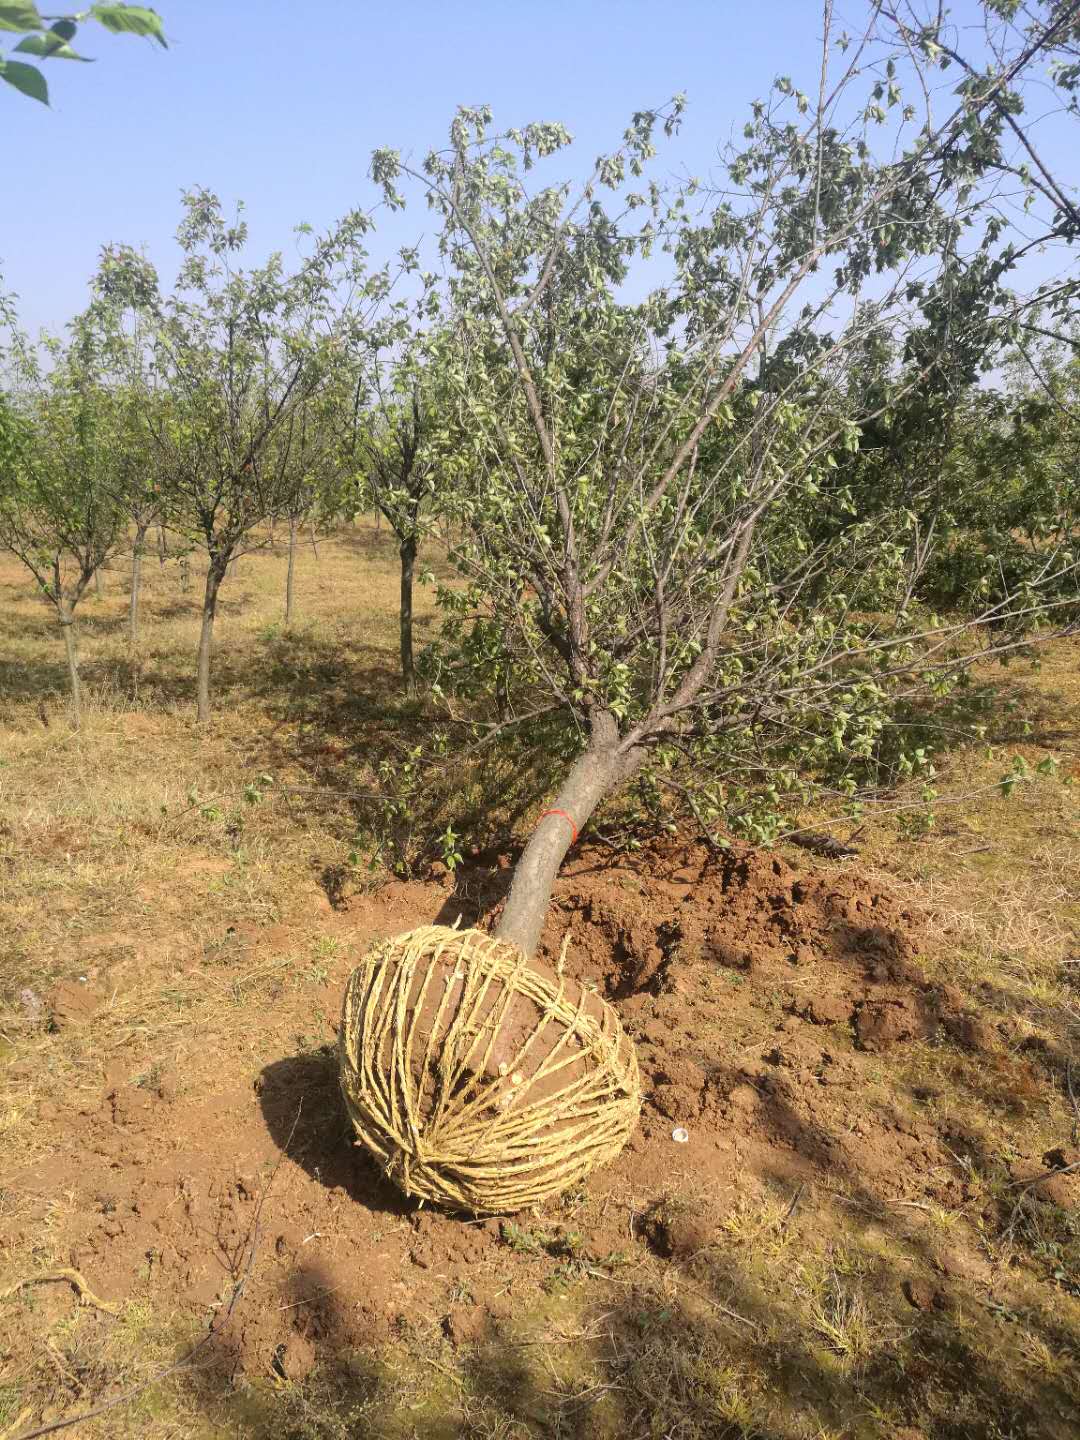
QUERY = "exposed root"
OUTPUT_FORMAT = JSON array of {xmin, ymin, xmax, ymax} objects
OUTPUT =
[{"xmin": 0, "ymin": 1268, "xmax": 120, "ymax": 1317}]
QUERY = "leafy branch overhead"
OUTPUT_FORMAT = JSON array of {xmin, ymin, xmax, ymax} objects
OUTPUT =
[{"xmin": 0, "ymin": 2, "xmax": 165, "ymax": 104}]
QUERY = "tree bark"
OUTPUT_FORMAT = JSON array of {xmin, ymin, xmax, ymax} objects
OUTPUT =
[
  {"xmin": 59, "ymin": 606, "xmax": 81, "ymax": 728},
  {"xmin": 285, "ymin": 516, "xmax": 297, "ymax": 627},
  {"xmin": 129, "ymin": 524, "xmax": 148, "ymax": 647},
  {"xmin": 157, "ymin": 524, "xmax": 167, "ymax": 566},
  {"xmin": 495, "ymin": 713, "xmax": 644, "ymax": 958},
  {"xmin": 196, "ymin": 560, "xmax": 226, "ymax": 723},
  {"xmin": 399, "ymin": 534, "xmax": 418, "ymax": 694}
]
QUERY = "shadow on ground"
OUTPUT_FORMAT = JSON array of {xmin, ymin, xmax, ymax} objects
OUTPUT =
[
  {"xmin": 258, "ymin": 1049, "xmax": 413, "ymax": 1220},
  {"xmin": 174, "ymin": 1188, "xmax": 1080, "ymax": 1440}
]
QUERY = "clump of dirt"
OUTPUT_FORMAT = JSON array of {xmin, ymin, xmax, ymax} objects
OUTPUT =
[{"xmin": 3, "ymin": 837, "xmax": 1073, "ymax": 1390}]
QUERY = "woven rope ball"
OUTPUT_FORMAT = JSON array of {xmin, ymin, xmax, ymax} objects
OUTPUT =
[{"xmin": 338, "ymin": 925, "xmax": 641, "ymax": 1213}]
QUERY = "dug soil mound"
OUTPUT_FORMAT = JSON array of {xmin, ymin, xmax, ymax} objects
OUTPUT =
[{"xmin": 5, "ymin": 838, "xmax": 1074, "ymax": 1386}]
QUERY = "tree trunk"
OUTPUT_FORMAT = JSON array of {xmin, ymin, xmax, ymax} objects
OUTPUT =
[
  {"xmin": 399, "ymin": 534, "xmax": 418, "ymax": 694},
  {"xmin": 129, "ymin": 525, "xmax": 148, "ymax": 647},
  {"xmin": 495, "ymin": 714, "xmax": 644, "ymax": 958},
  {"xmin": 196, "ymin": 561, "xmax": 226, "ymax": 724},
  {"xmin": 285, "ymin": 516, "xmax": 297, "ymax": 627},
  {"xmin": 93, "ymin": 568, "xmax": 103, "ymax": 599},
  {"xmin": 59, "ymin": 606, "xmax": 81, "ymax": 728},
  {"xmin": 157, "ymin": 524, "xmax": 167, "ymax": 566}
]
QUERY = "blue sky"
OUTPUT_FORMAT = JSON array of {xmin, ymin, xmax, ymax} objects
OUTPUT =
[{"xmin": 3, "ymin": 1, "xmax": 1074, "ymax": 336}]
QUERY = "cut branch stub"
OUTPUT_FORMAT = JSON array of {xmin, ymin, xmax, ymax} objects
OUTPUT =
[{"xmin": 338, "ymin": 925, "xmax": 640, "ymax": 1213}]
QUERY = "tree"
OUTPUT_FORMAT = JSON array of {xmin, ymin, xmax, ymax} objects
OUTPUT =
[
  {"xmin": 0, "ymin": 310, "xmax": 128, "ymax": 724},
  {"xmin": 0, "ymin": 2, "xmax": 165, "ymax": 105},
  {"xmin": 115, "ymin": 385, "xmax": 163, "ymax": 647},
  {"xmin": 373, "ymin": 1, "xmax": 1080, "ymax": 958},
  {"xmin": 349, "ymin": 354, "xmax": 440, "ymax": 692},
  {"xmin": 270, "ymin": 387, "xmax": 338, "ymax": 629},
  {"xmin": 328, "ymin": 262, "xmax": 445, "ymax": 691},
  {"xmin": 921, "ymin": 337, "xmax": 1080, "ymax": 616},
  {"xmin": 97, "ymin": 191, "xmax": 371, "ymax": 720}
]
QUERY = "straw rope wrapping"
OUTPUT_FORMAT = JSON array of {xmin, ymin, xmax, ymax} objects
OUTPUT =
[{"xmin": 338, "ymin": 925, "xmax": 641, "ymax": 1212}]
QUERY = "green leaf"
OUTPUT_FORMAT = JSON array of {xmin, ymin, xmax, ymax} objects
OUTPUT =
[
  {"xmin": 0, "ymin": 58, "xmax": 49, "ymax": 103},
  {"xmin": 14, "ymin": 33, "xmax": 92, "ymax": 60},
  {"xmin": 91, "ymin": 4, "xmax": 167, "ymax": 47},
  {"xmin": 0, "ymin": 3, "xmax": 43, "ymax": 34}
]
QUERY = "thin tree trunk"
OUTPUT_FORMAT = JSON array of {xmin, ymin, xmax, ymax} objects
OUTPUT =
[
  {"xmin": 495, "ymin": 714, "xmax": 645, "ymax": 958},
  {"xmin": 399, "ymin": 534, "xmax": 418, "ymax": 694},
  {"xmin": 196, "ymin": 561, "xmax": 226, "ymax": 724},
  {"xmin": 285, "ymin": 516, "xmax": 297, "ymax": 627},
  {"xmin": 157, "ymin": 524, "xmax": 167, "ymax": 566},
  {"xmin": 309, "ymin": 518, "xmax": 319, "ymax": 558},
  {"xmin": 129, "ymin": 525, "xmax": 148, "ymax": 647},
  {"xmin": 59, "ymin": 606, "xmax": 81, "ymax": 728}
]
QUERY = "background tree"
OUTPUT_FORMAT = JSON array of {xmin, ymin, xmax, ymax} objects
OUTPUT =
[
  {"xmin": 98, "ymin": 191, "xmax": 370, "ymax": 720},
  {"xmin": 117, "ymin": 387, "xmax": 163, "ymax": 647},
  {"xmin": 375, "ymin": 2, "xmax": 1080, "ymax": 957},
  {"xmin": 0, "ymin": 2, "xmax": 165, "ymax": 105},
  {"xmin": 349, "ymin": 353, "xmax": 440, "ymax": 692},
  {"xmin": 921, "ymin": 336, "xmax": 1080, "ymax": 616},
  {"xmin": 0, "ymin": 311, "xmax": 128, "ymax": 723},
  {"xmin": 270, "ymin": 388, "xmax": 339, "ymax": 629}
]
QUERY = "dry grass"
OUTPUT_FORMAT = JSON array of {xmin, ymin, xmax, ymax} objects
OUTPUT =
[{"xmin": 1, "ymin": 525, "xmax": 1079, "ymax": 1439}]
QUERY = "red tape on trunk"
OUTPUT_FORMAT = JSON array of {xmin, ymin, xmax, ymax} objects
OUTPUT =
[{"xmin": 539, "ymin": 808, "xmax": 579, "ymax": 845}]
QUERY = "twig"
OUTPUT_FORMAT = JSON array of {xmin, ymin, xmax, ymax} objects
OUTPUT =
[
  {"xmin": 1006, "ymin": 1158, "xmax": 1080, "ymax": 1190},
  {"xmin": 7, "ymin": 1103, "xmax": 302, "ymax": 1440},
  {"xmin": 778, "ymin": 1182, "xmax": 805, "ymax": 1229},
  {"xmin": 0, "ymin": 1270, "xmax": 119, "ymax": 1316},
  {"xmin": 1003, "ymin": 1159, "xmax": 1080, "ymax": 1244},
  {"xmin": 785, "ymin": 830, "xmax": 860, "ymax": 859},
  {"xmin": 275, "ymin": 1281, "xmax": 349, "ymax": 1312},
  {"xmin": 678, "ymin": 1282, "xmax": 760, "ymax": 1333}
]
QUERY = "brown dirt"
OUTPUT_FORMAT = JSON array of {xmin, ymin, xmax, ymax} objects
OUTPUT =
[{"xmin": 4, "ymin": 832, "xmax": 1074, "ymax": 1402}]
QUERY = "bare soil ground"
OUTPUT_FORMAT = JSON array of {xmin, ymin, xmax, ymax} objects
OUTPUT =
[{"xmin": 1, "ymin": 525, "xmax": 1078, "ymax": 1439}]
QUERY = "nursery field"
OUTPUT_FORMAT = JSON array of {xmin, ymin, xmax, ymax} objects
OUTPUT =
[{"xmin": 1, "ymin": 523, "xmax": 1078, "ymax": 1440}]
